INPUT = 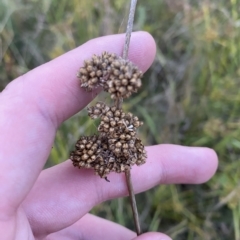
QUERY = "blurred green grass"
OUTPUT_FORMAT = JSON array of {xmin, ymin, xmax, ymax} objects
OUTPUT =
[{"xmin": 1, "ymin": 0, "xmax": 240, "ymax": 239}]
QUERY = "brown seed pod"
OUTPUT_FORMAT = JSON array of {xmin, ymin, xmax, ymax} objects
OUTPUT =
[{"xmin": 116, "ymin": 141, "xmax": 122, "ymax": 148}]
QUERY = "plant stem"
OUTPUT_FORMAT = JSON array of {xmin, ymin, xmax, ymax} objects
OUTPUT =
[
  {"xmin": 122, "ymin": 0, "xmax": 138, "ymax": 60},
  {"xmin": 125, "ymin": 169, "xmax": 141, "ymax": 235},
  {"xmin": 115, "ymin": 98, "xmax": 123, "ymax": 109},
  {"xmin": 116, "ymin": 0, "xmax": 138, "ymax": 110},
  {"xmin": 121, "ymin": 0, "xmax": 141, "ymax": 236}
]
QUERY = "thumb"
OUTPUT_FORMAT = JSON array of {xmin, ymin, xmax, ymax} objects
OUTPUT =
[{"xmin": 132, "ymin": 232, "xmax": 172, "ymax": 240}]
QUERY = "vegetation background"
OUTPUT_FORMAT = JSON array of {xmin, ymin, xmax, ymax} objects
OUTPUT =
[{"xmin": 1, "ymin": 0, "xmax": 240, "ymax": 239}]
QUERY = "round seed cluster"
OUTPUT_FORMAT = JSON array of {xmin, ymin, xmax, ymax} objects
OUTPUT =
[
  {"xmin": 77, "ymin": 52, "xmax": 143, "ymax": 99},
  {"xmin": 70, "ymin": 102, "xmax": 147, "ymax": 178},
  {"xmin": 87, "ymin": 102, "xmax": 110, "ymax": 119},
  {"xmin": 78, "ymin": 52, "xmax": 117, "ymax": 91},
  {"xmin": 71, "ymin": 135, "xmax": 100, "ymax": 169},
  {"xmin": 107, "ymin": 59, "xmax": 143, "ymax": 99}
]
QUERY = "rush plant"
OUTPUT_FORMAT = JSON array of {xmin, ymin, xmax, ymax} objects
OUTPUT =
[{"xmin": 70, "ymin": 0, "xmax": 146, "ymax": 235}]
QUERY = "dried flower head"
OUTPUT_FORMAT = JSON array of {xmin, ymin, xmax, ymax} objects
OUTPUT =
[
  {"xmin": 77, "ymin": 52, "xmax": 117, "ymax": 91},
  {"xmin": 107, "ymin": 59, "xmax": 143, "ymax": 99},
  {"xmin": 77, "ymin": 52, "xmax": 143, "ymax": 99},
  {"xmin": 70, "ymin": 102, "xmax": 146, "ymax": 178},
  {"xmin": 87, "ymin": 101, "xmax": 110, "ymax": 119},
  {"xmin": 70, "ymin": 134, "xmax": 146, "ymax": 178}
]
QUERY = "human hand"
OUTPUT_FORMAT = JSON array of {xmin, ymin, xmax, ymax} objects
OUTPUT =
[{"xmin": 0, "ymin": 32, "xmax": 218, "ymax": 240}]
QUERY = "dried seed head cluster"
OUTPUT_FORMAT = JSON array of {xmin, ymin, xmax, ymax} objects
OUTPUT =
[
  {"xmin": 70, "ymin": 102, "xmax": 147, "ymax": 178},
  {"xmin": 71, "ymin": 52, "xmax": 147, "ymax": 180},
  {"xmin": 77, "ymin": 51, "xmax": 143, "ymax": 99}
]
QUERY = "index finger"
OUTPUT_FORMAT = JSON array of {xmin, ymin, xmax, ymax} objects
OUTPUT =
[{"xmin": 0, "ymin": 31, "xmax": 156, "ymax": 217}]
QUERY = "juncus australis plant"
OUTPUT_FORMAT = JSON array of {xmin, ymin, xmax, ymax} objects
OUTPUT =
[{"xmin": 70, "ymin": 0, "xmax": 145, "ymax": 235}]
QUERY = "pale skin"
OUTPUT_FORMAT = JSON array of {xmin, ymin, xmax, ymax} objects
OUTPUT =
[{"xmin": 0, "ymin": 32, "xmax": 218, "ymax": 240}]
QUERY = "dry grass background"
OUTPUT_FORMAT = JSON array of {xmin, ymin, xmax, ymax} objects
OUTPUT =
[{"xmin": 1, "ymin": 0, "xmax": 240, "ymax": 239}]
